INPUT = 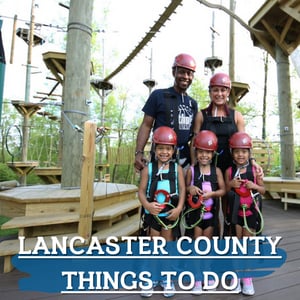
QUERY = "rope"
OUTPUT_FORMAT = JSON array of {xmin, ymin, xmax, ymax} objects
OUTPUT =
[
  {"xmin": 154, "ymin": 202, "xmax": 179, "ymax": 230},
  {"xmin": 241, "ymin": 191, "xmax": 264, "ymax": 235},
  {"xmin": 181, "ymin": 206, "xmax": 205, "ymax": 229},
  {"xmin": 5, "ymin": 125, "xmax": 22, "ymax": 163}
]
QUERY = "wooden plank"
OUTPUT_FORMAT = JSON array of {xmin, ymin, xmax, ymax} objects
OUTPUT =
[
  {"xmin": 281, "ymin": 188, "xmax": 300, "ymax": 210},
  {"xmin": 281, "ymin": 188, "xmax": 300, "ymax": 194},
  {"xmin": 93, "ymin": 199, "xmax": 141, "ymax": 221},
  {"xmin": 264, "ymin": 177, "xmax": 300, "ymax": 194},
  {"xmin": 92, "ymin": 214, "xmax": 140, "ymax": 242},
  {"xmin": 78, "ymin": 121, "xmax": 96, "ymax": 241},
  {"xmin": 1, "ymin": 212, "xmax": 79, "ymax": 229}
]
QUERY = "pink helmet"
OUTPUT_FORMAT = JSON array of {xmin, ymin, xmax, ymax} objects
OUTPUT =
[
  {"xmin": 172, "ymin": 53, "xmax": 196, "ymax": 72},
  {"xmin": 194, "ymin": 130, "xmax": 218, "ymax": 151},
  {"xmin": 152, "ymin": 126, "xmax": 177, "ymax": 146},
  {"xmin": 209, "ymin": 72, "xmax": 231, "ymax": 89}
]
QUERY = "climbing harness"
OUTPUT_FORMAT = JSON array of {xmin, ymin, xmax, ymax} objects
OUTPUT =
[
  {"xmin": 181, "ymin": 165, "xmax": 215, "ymax": 229},
  {"xmin": 229, "ymin": 164, "xmax": 264, "ymax": 235},
  {"xmin": 241, "ymin": 190, "xmax": 264, "ymax": 235},
  {"xmin": 181, "ymin": 195, "xmax": 213, "ymax": 229},
  {"xmin": 153, "ymin": 188, "xmax": 180, "ymax": 230},
  {"xmin": 144, "ymin": 160, "xmax": 180, "ymax": 230}
]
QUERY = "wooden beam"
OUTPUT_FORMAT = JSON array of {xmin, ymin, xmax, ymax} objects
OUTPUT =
[
  {"xmin": 78, "ymin": 121, "xmax": 96, "ymax": 243},
  {"xmin": 279, "ymin": 0, "xmax": 300, "ymax": 23},
  {"xmin": 261, "ymin": 18, "xmax": 290, "ymax": 54},
  {"xmin": 280, "ymin": 16, "xmax": 293, "ymax": 43}
]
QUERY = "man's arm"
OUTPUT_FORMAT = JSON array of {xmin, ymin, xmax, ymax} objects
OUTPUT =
[{"xmin": 134, "ymin": 114, "xmax": 154, "ymax": 171}]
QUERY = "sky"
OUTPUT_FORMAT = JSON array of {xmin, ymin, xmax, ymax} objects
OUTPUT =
[{"xmin": 0, "ymin": 0, "xmax": 300, "ymax": 142}]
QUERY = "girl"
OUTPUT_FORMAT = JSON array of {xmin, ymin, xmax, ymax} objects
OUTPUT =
[
  {"xmin": 225, "ymin": 132, "xmax": 265, "ymax": 296},
  {"xmin": 138, "ymin": 126, "xmax": 185, "ymax": 297},
  {"xmin": 184, "ymin": 130, "xmax": 225, "ymax": 294}
]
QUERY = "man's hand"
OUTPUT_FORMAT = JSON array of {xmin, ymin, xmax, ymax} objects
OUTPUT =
[{"xmin": 134, "ymin": 153, "xmax": 147, "ymax": 172}]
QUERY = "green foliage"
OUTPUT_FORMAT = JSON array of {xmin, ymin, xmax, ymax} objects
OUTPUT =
[
  {"xmin": 189, "ymin": 77, "xmax": 209, "ymax": 109},
  {"xmin": 0, "ymin": 163, "xmax": 18, "ymax": 181},
  {"xmin": 0, "ymin": 215, "xmax": 18, "ymax": 237}
]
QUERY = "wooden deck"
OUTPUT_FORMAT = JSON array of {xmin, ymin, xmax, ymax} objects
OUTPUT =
[
  {"xmin": 0, "ymin": 183, "xmax": 141, "ymax": 273},
  {"xmin": 0, "ymin": 198, "xmax": 299, "ymax": 300}
]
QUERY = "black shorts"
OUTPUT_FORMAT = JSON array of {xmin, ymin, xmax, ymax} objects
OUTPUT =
[
  {"xmin": 184, "ymin": 208, "xmax": 216, "ymax": 230},
  {"xmin": 236, "ymin": 211, "xmax": 257, "ymax": 229},
  {"xmin": 143, "ymin": 213, "xmax": 175, "ymax": 232}
]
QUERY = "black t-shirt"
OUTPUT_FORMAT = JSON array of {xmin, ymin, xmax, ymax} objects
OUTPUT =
[{"xmin": 142, "ymin": 86, "xmax": 198, "ymax": 161}]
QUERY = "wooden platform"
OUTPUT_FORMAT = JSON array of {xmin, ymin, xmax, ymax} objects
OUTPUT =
[
  {"xmin": 0, "ymin": 182, "xmax": 141, "ymax": 272},
  {"xmin": 34, "ymin": 167, "xmax": 62, "ymax": 184},
  {"xmin": 264, "ymin": 177, "xmax": 300, "ymax": 197},
  {"xmin": 263, "ymin": 177, "xmax": 300, "ymax": 212}
]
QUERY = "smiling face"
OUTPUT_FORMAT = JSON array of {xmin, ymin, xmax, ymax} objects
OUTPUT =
[
  {"xmin": 196, "ymin": 149, "xmax": 214, "ymax": 166},
  {"xmin": 155, "ymin": 144, "xmax": 175, "ymax": 163},
  {"xmin": 173, "ymin": 67, "xmax": 194, "ymax": 93},
  {"xmin": 232, "ymin": 148, "xmax": 250, "ymax": 166},
  {"xmin": 209, "ymin": 86, "xmax": 230, "ymax": 107}
]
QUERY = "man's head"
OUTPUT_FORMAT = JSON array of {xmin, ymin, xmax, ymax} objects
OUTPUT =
[
  {"xmin": 172, "ymin": 53, "xmax": 196, "ymax": 93},
  {"xmin": 172, "ymin": 53, "xmax": 196, "ymax": 72}
]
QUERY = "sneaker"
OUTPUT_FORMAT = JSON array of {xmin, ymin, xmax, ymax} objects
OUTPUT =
[
  {"xmin": 230, "ymin": 278, "xmax": 241, "ymax": 293},
  {"xmin": 140, "ymin": 287, "xmax": 153, "ymax": 297},
  {"xmin": 242, "ymin": 278, "xmax": 255, "ymax": 296},
  {"xmin": 162, "ymin": 280, "xmax": 176, "ymax": 298},
  {"xmin": 141, "ymin": 281, "xmax": 155, "ymax": 297},
  {"xmin": 191, "ymin": 280, "xmax": 202, "ymax": 295}
]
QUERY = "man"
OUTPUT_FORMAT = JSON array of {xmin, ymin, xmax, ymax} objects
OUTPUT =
[{"xmin": 134, "ymin": 53, "xmax": 198, "ymax": 172}]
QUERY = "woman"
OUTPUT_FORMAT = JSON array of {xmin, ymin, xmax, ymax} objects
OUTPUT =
[{"xmin": 192, "ymin": 72, "xmax": 245, "ymax": 173}]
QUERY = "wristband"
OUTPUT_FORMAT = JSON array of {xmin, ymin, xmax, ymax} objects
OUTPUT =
[{"xmin": 135, "ymin": 150, "xmax": 144, "ymax": 156}]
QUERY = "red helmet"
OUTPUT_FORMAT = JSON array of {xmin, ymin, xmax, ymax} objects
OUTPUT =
[
  {"xmin": 152, "ymin": 126, "xmax": 177, "ymax": 146},
  {"xmin": 194, "ymin": 130, "xmax": 218, "ymax": 151},
  {"xmin": 172, "ymin": 53, "xmax": 196, "ymax": 72},
  {"xmin": 209, "ymin": 72, "xmax": 231, "ymax": 89},
  {"xmin": 229, "ymin": 132, "xmax": 252, "ymax": 149}
]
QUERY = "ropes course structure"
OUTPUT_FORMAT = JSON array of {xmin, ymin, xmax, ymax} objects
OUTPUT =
[
  {"xmin": 103, "ymin": 0, "xmax": 183, "ymax": 82},
  {"xmin": 5, "ymin": 125, "xmax": 22, "ymax": 163}
]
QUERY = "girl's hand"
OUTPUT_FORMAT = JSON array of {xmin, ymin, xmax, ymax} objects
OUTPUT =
[
  {"xmin": 146, "ymin": 202, "xmax": 162, "ymax": 216},
  {"xmin": 189, "ymin": 185, "xmax": 202, "ymax": 195},
  {"xmin": 231, "ymin": 177, "xmax": 243, "ymax": 188},
  {"xmin": 166, "ymin": 207, "xmax": 180, "ymax": 221}
]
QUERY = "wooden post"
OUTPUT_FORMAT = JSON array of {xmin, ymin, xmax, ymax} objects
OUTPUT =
[
  {"xmin": 78, "ymin": 120, "xmax": 96, "ymax": 242},
  {"xmin": 61, "ymin": 0, "xmax": 94, "ymax": 188},
  {"xmin": 276, "ymin": 44, "xmax": 295, "ymax": 179}
]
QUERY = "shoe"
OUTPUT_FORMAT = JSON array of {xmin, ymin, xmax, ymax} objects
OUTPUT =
[
  {"xmin": 141, "ymin": 281, "xmax": 155, "ymax": 297},
  {"xmin": 162, "ymin": 280, "xmax": 176, "ymax": 298},
  {"xmin": 242, "ymin": 278, "xmax": 255, "ymax": 295},
  {"xmin": 191, "ymin": 281, "xmax": 202, "ymax": 295},
  {"xmin": 230, "ymin": 278, "xmax": 241, "ymax": 293}
]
